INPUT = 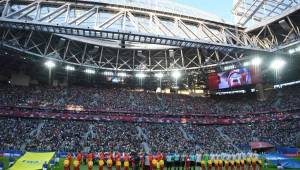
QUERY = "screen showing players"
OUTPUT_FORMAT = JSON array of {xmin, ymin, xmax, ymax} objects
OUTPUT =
[{"xmin": 208, "ymin": 67, "xmax": 258, "ymax": 90}]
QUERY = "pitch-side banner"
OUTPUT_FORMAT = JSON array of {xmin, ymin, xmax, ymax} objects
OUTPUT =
[{"xmin": 9, "ymin": 152, "xmax": 55, "ymax": 170}]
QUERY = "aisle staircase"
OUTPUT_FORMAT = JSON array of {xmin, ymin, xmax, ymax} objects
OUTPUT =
[
  {"xmin": 137, "ymin": 126, "xmax": 148, "ymax": 140},
  {"xmin": 179, "ymin": 126, "xmax": 193, "ymax": 141},
  {"xmin": 21, "ymin": 122, "xmax": 45, "ymax": 151},
  {"xmin": 82, "ymin": 124, "xmax": 96, "ymax": 152},
  {"xmin": 137, "ymin": 125, "xmax": 152, "ymax": 152},
  {"xmin": 216, "ymin": 127, "xmax": 241, "ymax": 151},
  {"xmin": 142, "ymin": 142, "xmax": 151, "ymax": 153},
  {"xmin": 84, "ymin": 124, "xmax": 96, "ymax": 139},
  {"xmin": 29, "ymin": 122, "xmax": 45, "ymax": 136}
]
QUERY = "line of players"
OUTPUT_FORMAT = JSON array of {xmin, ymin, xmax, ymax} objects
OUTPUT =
[{"xmin": 63, "ymin": 152, "xmax": 263, "ymax": 170}]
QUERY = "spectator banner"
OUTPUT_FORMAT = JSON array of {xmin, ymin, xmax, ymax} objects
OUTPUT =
[
  {"xmin": 9, "ymin": 152, "xmax": 54, "ymax": 170},
  {"xmin": 250, "ymin": 142, "xmax": 273, "ymax": 149}
]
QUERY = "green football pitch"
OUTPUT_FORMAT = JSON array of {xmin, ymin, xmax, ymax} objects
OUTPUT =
[{"xmin": 0, "ymin": 157, "xmax": 299, "ymax": 170}]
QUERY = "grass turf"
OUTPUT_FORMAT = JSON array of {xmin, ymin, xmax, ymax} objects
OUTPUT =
[
  {"xmin": 0, "ymin": 157, "xmax": 9, "ymax": 170},
  {"xmin": 1, "ymin": 157, "xmax": 299, "ymax": 170}
]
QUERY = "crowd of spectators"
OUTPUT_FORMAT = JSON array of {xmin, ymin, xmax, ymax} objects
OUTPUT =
[
  {"xmin": 142, "ymin": 123, "xmax": 195, "ymax": 153},
  {"xmin": 0, "ymin": 85, "xmax": 299, "ymax": 115},
  {"xmin": 24, "ymin": 119, "xmax": 142, "ymax": 153},
  {"xmin": 0, "ymin": 118, "xmax": 38, "ymax": 150},
  {"xmin": 26, "ymin": 119, "xmax": 89, "ymax": 152},
  {"xmin": 182, "ymin": 125, "xmax": 235, "ymax": 153},
  {"xmin": 0, "ymin": 117, "xmax": 298, "ymax": 153},
  {"xmin": 0, "ymin": 84, "xmax": 299, "ymax": 153},
  {"xmin": 221, "ymin": 119, "xmax": 300, "ymax": 147},
  {"xmin": 88, "ymin": 122, "xmax": 142, "ymax": 152}
]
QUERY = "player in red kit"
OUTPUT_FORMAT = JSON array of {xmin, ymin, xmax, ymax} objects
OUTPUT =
[
  {"xmin": 213, "ymin": 159, "xmax": 218, "ymax": 170},
  {"xmin": 185, "ymin": 154, "xmax": 190, "ymax": 170},
  {"xmin": 64, "ymin": 159, "xmax": 70, "ymax": 170},
  {"xmin": 88, "ymin": 160, "xmax": 93, "ymax": 170},
  {"xmin": 241, "ymin": 160, "xmax": 245, "ymax": 170},
  {"xmin": 77, "ymin": 151, "xmax": 82, "ymax": 163},
  {"xmin": 207, "ymin": 160, "xmax": 212, "ymax": 170},
  {"xmin": 201, "ymin": 160, "xmax": 206, "ymax": 170},
  {"xmin": 99, "ymin": 152, "xmax": 105, "ymax": 170},
  {"xmin": 124, "ymin": 153, "xmax": 130, "ymax": 170},
  {"xmin": 230, "ymin": 160, "xmax": 235, "ymax": 170},
  {"xmin": 116, "ymin": 152, "xmax": 121, "ymax": 170},
  {"xmin": 107, "ymin": 152, "xmax": 113, "ymax": 170},
  {"xmin": 148, "ymin": 154, "xmax": 153, "ymax": 170},
  {"xmin": 157, "ymin": 152, "xmax": 164, "ymax": 170},
  {"xmin": 67, "ymin": 153, "xmax": 73, "ymax": 163},
  {"xmin": 87, "ymin": 153, "xmax": 94, "ymax": 162},
  {"xmin": 246, "ymin": 158, "xmax": 251, "ymax": 170},
  {"xmin": 251, "ymin": 158, "xmax": 256, "ymax": 170},
  {"xmin": 224, "ymin": 160, "xmax": 229, "ymax": 170},
  {"xmin": 236, "ymin": 160, "xmax": 240, "ymax": 170},
  {"xmin": 73, "ymin": 160, "xmax": 80, "ymax": 170}
]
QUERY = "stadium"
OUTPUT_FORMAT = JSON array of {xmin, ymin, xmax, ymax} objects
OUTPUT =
[{"xmin": 0, "ymin": 0, "xmax": 300, "ymax": 170}]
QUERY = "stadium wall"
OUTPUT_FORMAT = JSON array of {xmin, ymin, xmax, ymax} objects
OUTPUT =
[{"xmin": 10, "ymin": 74, "xmax": 30, "ymax": 86}]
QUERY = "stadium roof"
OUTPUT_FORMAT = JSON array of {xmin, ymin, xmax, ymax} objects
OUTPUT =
[
  {"xmin": 82, "ymin": 0, "xmax": 227, "ymax": 24},
  {"xmin": 0, "ymin": 0, "xmax": 299, "ymax": 72}
]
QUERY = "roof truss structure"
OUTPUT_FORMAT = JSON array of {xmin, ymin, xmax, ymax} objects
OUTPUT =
[
  {"xmin": 232, "ymin": 0, "xmax": 300, "ymax": 26},
  {"xmin": 0, "ymin": 0, "xmax": 299, "ymax": 72},
  {"xmin": 0, "ymin": 0, "xmax": 267, "ymax": 52}
]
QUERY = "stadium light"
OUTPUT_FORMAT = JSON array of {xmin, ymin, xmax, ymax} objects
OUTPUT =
[
  {"xmin": 243, "ymin": 61, "xmax": 250, "ymax": 67},
  {"xmin": 270, "ymin": 58, "xmax": 286, "ymax": 70},
  {"xmin": 136, "ymin": 72, "xmax": 146, "ymax": 78},
  {"xmin": 288, "ymin": 49, "xmax": 295, "ymax": 54},
  {"xmin": 171, "ymin": 70, "xmax": 181, "ymax": 79},
  {"xmin": 84, "ymin": 68, "xmax": 95, "ymax": 74},
  {"xmin": 44, "ymin": 60, "xmax": 55, "ymax": 69},
  {"xmin": 155, "ymin": 72, "xmax": 164, "ymax": 88},
  {"xmin": 65, "ymin": 65, "xmax": 75, "ymax": 71},
  {"xmin": 251, "ymin": 57, "xmax": 262, "ymax": 66},
  {"xmin": 287, "ymin": 46, "xmax": 300, "ymax": 54},
  {"xmin": 155, "ymin": 72, "xmax": 164, "ymax": 78},
  {"xmin": 103, "ymin": 71, "xmax": 114, "ymax": 76},
  {"xmin": 44, "ymin": 61, "xmax": 55, "ymax": 85},
  {"xmin": 117, "ymin": 72, "xmax": 127, "ymax": 77},
  {"xmin": 224, "ymin": 65, "xmax": 235, "ymax": 70}
]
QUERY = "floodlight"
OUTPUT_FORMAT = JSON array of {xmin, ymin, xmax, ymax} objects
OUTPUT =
[
  {"xmin": 155, "ymin": 72, "xmax": 164, "ymax": 78},
  {"xmin": 44, "ymin": 60, "xmax": 55, "ymax": 69},
  {"xmin": 84, "ymin": 69, "xmax": 95, "ymax": 74},
  {"xmin": 103, "ymin": 71, "xmax": 114, "ymax": 76},
  {"xmin": 117, "ymin": 72, "xmax": 127, "ymax": 77},
  {"xmin": 65, "ymin": 65, "xmax": 75, "ymax": 71},
  {"xmin": 243, "ymin": 61, "xmax": 250, "ymax": 67},
  {"xmin": 171, "ymin": 70, "xmax": 181, "ymax": 79},
  {"xmin": 288, "ymin": 49, "xmax": 295, "ymax": 54},
  {"xmin": 251, "ymin": 57, "xmax": 262, "ymax": 66},
  {"xmin": 224, "ymin": 65, "xmax": 235, "ymax": 70},
  {"xmin": 136, "ymin": 72, "xmax": 146, "ymax": 78},
  {"xmin": 270, "ymin": 59, "xmax": 286, "ymax": 70}
]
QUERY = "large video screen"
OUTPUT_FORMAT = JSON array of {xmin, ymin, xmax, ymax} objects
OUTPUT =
[{"xmin": 208, "ymin": 67, "xmax": 259, "ymax": 90}]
